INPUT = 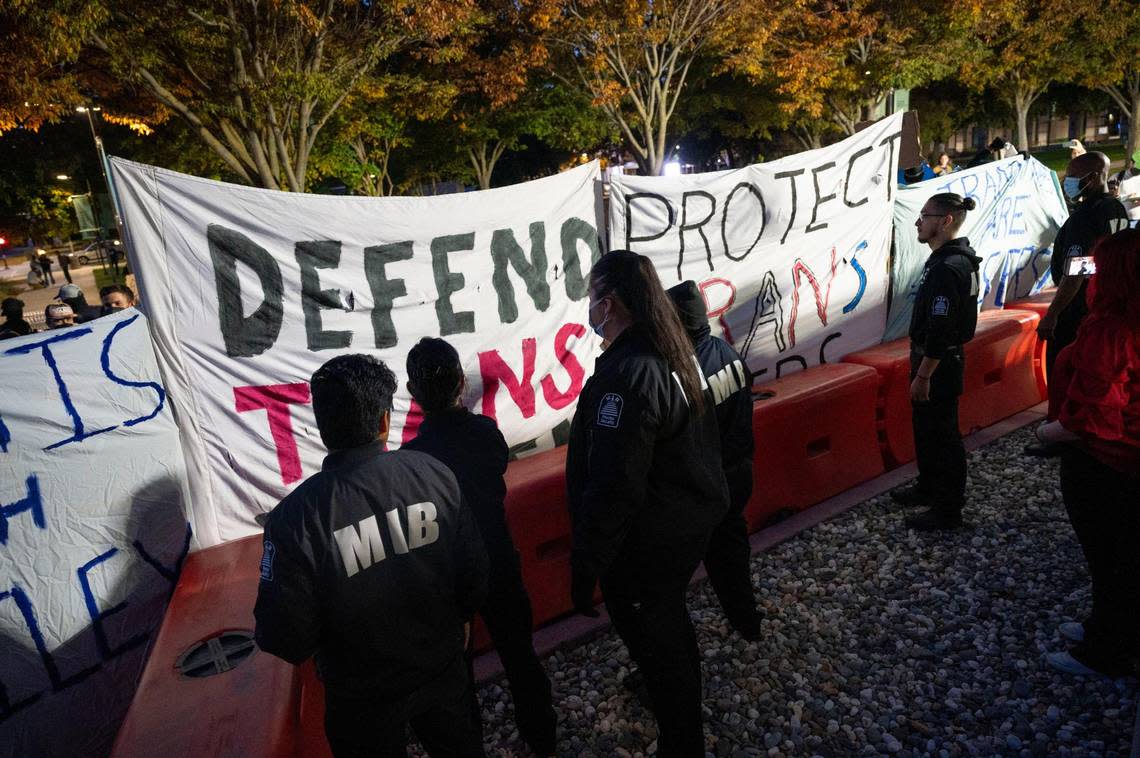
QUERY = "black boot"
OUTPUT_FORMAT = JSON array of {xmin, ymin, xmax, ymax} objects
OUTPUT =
[
  {"xmin": 890, "ymin": 484, "xmax": 929, "ymax": 507},
  {"xmin": 906, "ymin": 507, "xmax": 963, "ymax": 531}
]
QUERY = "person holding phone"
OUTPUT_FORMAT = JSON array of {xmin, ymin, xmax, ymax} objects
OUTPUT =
[{"xmin": 1027, "ymin": 152, "xmax": 1130, "ymax": 457}]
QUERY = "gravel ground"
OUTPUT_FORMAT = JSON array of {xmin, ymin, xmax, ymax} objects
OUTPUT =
[{"xmin": 423, "ymin": 425, "xmax": 1137, "ymax": 757}]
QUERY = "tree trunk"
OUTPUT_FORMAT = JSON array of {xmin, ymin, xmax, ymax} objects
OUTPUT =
[{"xmin": 1011, "ymin": 84, "xmax": 1039, "ymax": 153}]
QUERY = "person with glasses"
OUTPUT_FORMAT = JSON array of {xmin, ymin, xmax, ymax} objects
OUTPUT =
[{"xmin": 891, "ymin": 193, "xmax": 982, "ymax": 531}]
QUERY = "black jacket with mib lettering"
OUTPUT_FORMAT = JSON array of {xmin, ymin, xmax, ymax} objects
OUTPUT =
[
  {"xmin": 254, "ymin": 441, "xmax": 487, "ymax": 699},
  {"xmin": 566, "ymin": 326, "xmax": 729, "ymax": 578}
]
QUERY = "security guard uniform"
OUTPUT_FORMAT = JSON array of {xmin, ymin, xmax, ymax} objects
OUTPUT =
[
  {"xmin": 254, "ymin": 442, "xmax": 488, "ymax": 757},
  {"xmin": 667, "ymin": 280, "xmax": 761, "ymax": 637},
  {"xmin": 566, "ymin": 325, "xmax": 729, "ymax": 758},
  {"xmin": 908, "ymin": 237, "xmax": 981, "ymax": 518},
  {"xmin": 1047, "ymin": 191, "xmax": 1129, "ymax": 377},
  {"xmin": 404, "ymin": 407, "xmax": 557, "ymax": 755}
]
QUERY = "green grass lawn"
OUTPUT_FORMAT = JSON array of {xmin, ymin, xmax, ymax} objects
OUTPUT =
[
  {"xmin": 1031, "ymin": 143, "xmax": 1128, "ymax": 173},
  {"xmin": 93, "ymin": 266, "xmax": 128, "ymax": 290}
]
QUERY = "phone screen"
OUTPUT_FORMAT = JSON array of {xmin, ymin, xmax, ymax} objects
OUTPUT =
[{"xmin": 1066, "ymin": 255, "xmax": 1097, "ymax": 276}]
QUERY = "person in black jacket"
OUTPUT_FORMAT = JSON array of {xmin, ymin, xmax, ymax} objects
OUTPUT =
[
  {"xmin": 567, "ymin": 250, "xmax": 729, "ymax": 758},
  {"xmin": 891, "ymin": 193, "xmax": 982, "ymax": 531},
  {"xmin": 57, "ymin": 283, "xmax": 101, "ymax": 323},
  {"xmin": 1025, "ymin": 152, "xmax": 1131, "ymax": 458},
  {"xmin": 254, "ymin": 354, "xmax": 488, "ymax": 758},
  {"xmin": 402, "ymin": 337, "xmax": 557, "ymax": 757},
  {"xmin": 667, "ymin": 280, "xmax": 762, "ymax": 639}
]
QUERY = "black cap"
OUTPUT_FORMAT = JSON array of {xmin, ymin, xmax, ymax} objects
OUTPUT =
[{"xmin": 988, "ymin": 137, "xmax": 1006, "ymax": 150}]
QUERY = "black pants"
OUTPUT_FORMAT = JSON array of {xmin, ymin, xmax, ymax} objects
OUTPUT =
[
  {"xmin": 42, "ymin": 267, "xmax": 54, "ymax": 284},
  {"xmin": 602, "ymin": 538, "xmax": 708, "ymax": 758},
  {"xmin": 703, "ymin": 497, "xmax": 758, "ymax": 630},
  {"xmin": 1045, "ymin": 321, "xmax": 1079, "ymax": 381},
  {"xmin": 911, "ymin": 396, "xmax": 966, "ymax": 514},
  {"xmin": 477, "ymin": 552, "xmax": 555, "ymax": 749},
  {"xmin": 1060, "ymin": 447, "xmax": 1140, "ymax": 675},
  {"xmin": 60, "ymin": 265, "xmax": 72, "ymax": 284},
  {"xmin": 324, "ymin": 655, "xmax": 484, "ymax": 758}
]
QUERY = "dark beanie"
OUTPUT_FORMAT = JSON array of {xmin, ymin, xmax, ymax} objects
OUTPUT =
[{"xmin": 666, "ymin": 280, "xmax": 708, "ymax": 338}]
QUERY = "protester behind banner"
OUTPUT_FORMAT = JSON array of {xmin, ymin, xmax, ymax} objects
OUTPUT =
[
  {"xmin": 0, "ymin": 310, "xmax": 192, "ymax": 757},
  {"xmin": 610, "ymin": 113, "xmax": 904, "ymax": 383},
  {"xmin": 884, "ymin": 155, "xmax": 1068, "ymax": 341},
  {"xmin": 111, "ymin": 158, "xmax": 605, "ymax": 547}
]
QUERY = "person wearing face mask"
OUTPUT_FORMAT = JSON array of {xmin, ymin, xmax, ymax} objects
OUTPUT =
[
  {"xmin": 566, "ymin": 250, "xmax": 729, "ymax": 757},
  {"xmin": 1025, "ymin": 152, "xmax": 1130, "ymax": 457},
  {"xmin": 99, "ymin": 283, "xmax": 137, "ymax": 316},
  {"xmin": 890, "ymin": 193, "xmax": 981, "ymax": 531}
]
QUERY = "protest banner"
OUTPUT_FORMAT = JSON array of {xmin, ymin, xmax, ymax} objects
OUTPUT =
[
  {"xmin": 609, "ymin": 114, "xmax": 904, "ymax": 382},
  {"xmin": 0, "ymin": 310, "xmax": 191, "ymax": 757},
  {"xmin": 885, "ymin": 156, "xmax": 1068, "ymax": 340},
  {"xmin": 110, "ymin": 159, "xmax": 605, "ymax": 547}
]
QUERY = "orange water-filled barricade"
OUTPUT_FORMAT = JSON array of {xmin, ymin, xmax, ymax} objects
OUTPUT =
[
  {"xmin": 1005, "ymin": 288, "xmax": 1056, "ymax": 402},
  {"xmin": 843, "ymin": 308, "xmax": 1043, "ymax": 466},
  {"xmin": 111, "ymin": 535, "xmax": 332, "ymax": 757},
  {"xmin": 745, "ymin": 363, "xmax": 884, "ymax": 530}
]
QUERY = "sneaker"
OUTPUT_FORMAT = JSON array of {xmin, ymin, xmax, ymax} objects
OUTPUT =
[
  {"xmin": 1058, "ymin": 622, "xmax": 1085, "ymax": 643},
  {"xmin": 1045, "ymin": 651, "xmax": 1102, "ymax": 677},
  {"xmin": 890, "ymin": 484, "xmax": 929, "ymax": 507},
  {"xmin": 906, "ymin": 508, "xmax": 963, "ymax": 532}
]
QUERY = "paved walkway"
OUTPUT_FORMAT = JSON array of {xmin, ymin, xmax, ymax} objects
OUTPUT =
[{"xmin": 2, "ymin": 259, "xmax": 118, "ymax": 324}]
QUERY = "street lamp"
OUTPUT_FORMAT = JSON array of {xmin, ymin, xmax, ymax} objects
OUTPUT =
[
  {"xmin": 56, "ymin": 174, "xmax": 70, "ymax": 181},
  {"xmin": 74, "ymin": 104, "xmax": 123, "ymax": 240}
]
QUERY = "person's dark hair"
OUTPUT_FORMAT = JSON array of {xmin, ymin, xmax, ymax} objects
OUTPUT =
[
  {"xmin": 1087, "ymin": 228, "xmax": 1140, "ymax": 326},
  {"xmin": 99, "ymin": 283, "xmax": 136, "ymax": 303},
  {"xmin": 590, "ymin": 250, "xmax": 703, "ymax": 410},
  {"xmin": 927, "ymin": 192, "xmax": 976, "ymax": 224},
  {"xmin": 310, "ymin": 354, "xmax": 397, "ymax": 450},
  {"xmin": 406, "ymin": 337, "xmax": 464, "ymax": 414}
]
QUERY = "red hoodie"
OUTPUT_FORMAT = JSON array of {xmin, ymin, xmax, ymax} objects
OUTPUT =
[{"xmin": 1049, "ymin": 312, "xmax": 1140, "ymax": 475}]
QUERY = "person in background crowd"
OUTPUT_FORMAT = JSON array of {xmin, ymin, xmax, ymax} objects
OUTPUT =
[
  {"xmin": 667, "ymin": 280, "xmax": 763, "ymax": 640},
  {"xmin": 989, "ymin": 137, "xmax": 1018, "ymax": 160},
  {"xmin": 1026, "ymin": 152, "xmax": 1130, "ymax": 457},
  {"xmin": 99, "ymin": 283, "xmax": 137, "ymax": 315},
  {"xmin": 27, "ymin": 254, "xmax": 43, "ymax": 288},
  {"xmin": 57, "ymin": 250, "xmax": 73, "ymax": 284},
  {"xmin": 567, "ymin": 250, "xmax": 729, "ymax": 757},
  {"xmin": 965, "ymin": 147, "xmax": 992, "ymax": 168},
  {"xmin": 254, "ymin": 354, "xmax": 488, "ymax": 758},
  {"xmin": 932, "ymin": 152, "xmax": 955, "ymax": 176},
  {"xmin": 58, "ymin": 283, "xmax": 102, "ymax": 323},
  {"xmin": 891, "ymin": 193, "xmax": 981, "ymax": 531},
  {"xmin": 1066, "ymin": 139, "xmax": 1087, "ymax": 160},
  {"xmin": 1112, "ymin": 149, "xmax": 1140, "ymax": 222},
  {"xmin": 402, "ymin": 337, "xmax": 557, "ymax": 757},
  {"xmin": 1, "ymin": 297, "xmax": 33, "ymax": 338},
  {"xmin": 37, "ymin": 250, "xmax": 55, "ymax": 285},
  {"xmin": 44, "ymin": 303, "xmax": 76, "ymax": 329},
  {"xmin": 1036, "ymin": 229, "xmax": 1140, "ymax": 678}
]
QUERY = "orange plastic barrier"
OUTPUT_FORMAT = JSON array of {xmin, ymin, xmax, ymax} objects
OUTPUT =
[
  {"xmin": 958, "ymin": 309, "xmax": 1041, "ymax": 434},
  {"xmin": 1006, "ymin": 288, "xmax": 1055, "ymax": 401},
  {"xmin": 112, "ymin": 535, "xmax": 330, "ymax": 758},
  {"xmin": 840, "ymin": 339, "xmax": 915, "ymax": 467},
  {"xmin": 746, "ymin": 363, "xmax": 884, "ymax": 530},
  {"xmin": 502, "ymin": 446, "xmax": 576, "ymax": 628}
]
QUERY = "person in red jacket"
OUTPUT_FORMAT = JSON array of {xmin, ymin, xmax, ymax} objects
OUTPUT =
[{"xmin": 1036, "ymin": 228, "xmax": 1140, "ymax": 678}]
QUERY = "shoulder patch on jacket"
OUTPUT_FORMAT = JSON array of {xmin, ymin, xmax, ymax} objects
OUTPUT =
[
  {"xmin": 932, "ymin": 296, "xmax": 950, "ymax": 316},
  {"xmin": 1065, "ymin": 244, "xmax": 1083, "ymax": 259},
  {"xmin": 260, "ymin": 539, "xmax": 275, "ymax": 581},
  {"xmin": 597, "ymin": 393, "xmax": 623, "ymax": 429}
]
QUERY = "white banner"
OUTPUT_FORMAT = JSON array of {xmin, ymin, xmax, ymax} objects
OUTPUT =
[
  {"xmin": 609, "ymin": 114, "xmax": 903, "ymax": 382},
  {"xmin": 110, "ymin": 159, "xmax": 606, "ymax": 547},
  {"xmin": 0, "ymin": 310, "xmax": 190, "ymax": 757},
  {"xmin": 885, "ymin": 156, "xmax": 1067, "ymax": 340}
]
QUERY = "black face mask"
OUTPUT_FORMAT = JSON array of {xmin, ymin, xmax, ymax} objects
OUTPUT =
[{"xmin": 101, "ymin": 305, "xmax": 124, "ymax": 316}]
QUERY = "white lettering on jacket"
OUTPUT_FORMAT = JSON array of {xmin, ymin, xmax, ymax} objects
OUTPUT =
[
  {"xmin": 333, "ymin": 501, "xmax": 440, "ymax": 577},
  {"xmin": 707, "ymin": 359, "xmax": 747, "ymax": 405}
]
